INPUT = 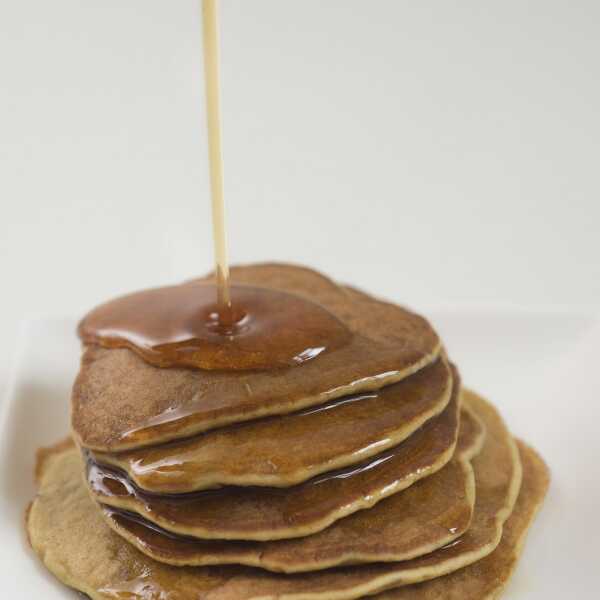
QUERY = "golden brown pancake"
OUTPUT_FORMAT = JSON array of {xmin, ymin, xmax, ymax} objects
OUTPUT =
[
  {"xmin": 99, "ymin": 406, "xmax": 481, "ymax": 571},
  {"xmin": 72, "ymin": 264, "xmax": 441, "ymax": 452},
  {"xmin": 86, "ymin": 377, "xmax": 460, "ymax": 541},
  {"xmin": 92, "ymin": 358, "xmax": 452, "ymax": 493},
  {"xmin": 169, "ymin": 391, "xmax": 523, "ymax": 597},
  {"xmin": 373, "ymin": 440, "xmax": 550, "ymax": 599},
  {"xmin": 456, "ymin": 401, "xmax": 486, "ymax": 461},
  {"xmin": 26, "ymin": 392, "xmax": 534, "ymax": 600}
]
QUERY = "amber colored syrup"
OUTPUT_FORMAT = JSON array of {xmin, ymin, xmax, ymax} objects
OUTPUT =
[
  {"xmin": 78, "ymin": 282, "xmax": 351, "ymax": 370},
  {"xmin": 202, "ymin": 0, "xmax": 232, "ymax": 326}
]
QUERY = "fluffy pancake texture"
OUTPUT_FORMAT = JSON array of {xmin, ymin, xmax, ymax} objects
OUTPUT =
[{"xmin": 72, "ymin": 264, "xmax": 441, "ymax": 451}]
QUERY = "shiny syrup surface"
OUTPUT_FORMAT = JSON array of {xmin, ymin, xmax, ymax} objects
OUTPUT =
[{"xmin": 78, "ymin": 282, "xmax": 352, "ymax": 370}]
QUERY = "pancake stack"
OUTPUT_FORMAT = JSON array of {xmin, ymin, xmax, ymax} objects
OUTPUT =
[{"xmin": 27, "ymin": 264, "xmax": 549, "ymax": 599}]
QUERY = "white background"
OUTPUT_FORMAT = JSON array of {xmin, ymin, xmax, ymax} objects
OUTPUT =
[{"xmin": 1, "ymin": 0, "xmax": 599, "ymax": 400}]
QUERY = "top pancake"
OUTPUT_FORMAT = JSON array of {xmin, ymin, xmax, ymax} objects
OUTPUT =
[
  {"xmin": 92, "ymin": 357, "xmax": 452, "ymax": 493},
  {"xmin": 72, "ymin": 263, "xmax": 441, "ymax": 451}
]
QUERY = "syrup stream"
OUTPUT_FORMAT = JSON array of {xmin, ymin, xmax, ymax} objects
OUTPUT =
[{"xmin": 202, "ymin": 0, "xmax": 232, "ymax": 326}]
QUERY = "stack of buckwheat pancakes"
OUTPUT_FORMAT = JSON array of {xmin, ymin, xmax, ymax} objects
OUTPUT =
[{"xmin": 27, "ymin": 264, "xmax": 549, "ymax": 599}]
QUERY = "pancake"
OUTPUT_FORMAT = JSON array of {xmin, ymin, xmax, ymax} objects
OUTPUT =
[
  {"xmin": 72, "ymin": 263, "xmax": 441, "ymax": 452},
  {"xmin": 92, "ymin": 357, "xmax": 452, "ymax": 493},
  {"xmin": 99, "ymin": 406, "xmax": 482, "ymax": 571},
  {"xmin": 26, "ymin": 391, "xmax": 534, "ymax": 600},
  {"xmin": 373, "ymin": 440, "xmax": 550, "ymax": 599},
  {"xmin": 86, "ymin": 375, "xmax": 460, "ymax": 541},
  {"xmin": 456, "ymin": 401, "xmax": 486, "ymax": 461},
  {"xmin": 168, "ymin": 391, "xmax": 523, "ymax": 597}
]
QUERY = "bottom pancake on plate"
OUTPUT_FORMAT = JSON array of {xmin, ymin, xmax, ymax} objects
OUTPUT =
[
  {"xmin": 98, "ymin": 406, "xmax": 482, "ymax": 572},
  {"xmin": 26, "ymin": 390, "xmax": 538, "ymax": 600}
]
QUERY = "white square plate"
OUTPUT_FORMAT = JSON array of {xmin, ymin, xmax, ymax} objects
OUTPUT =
[{"xmin": 1, "ymin": 312, "xmax": 599, "ymax": 599}]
